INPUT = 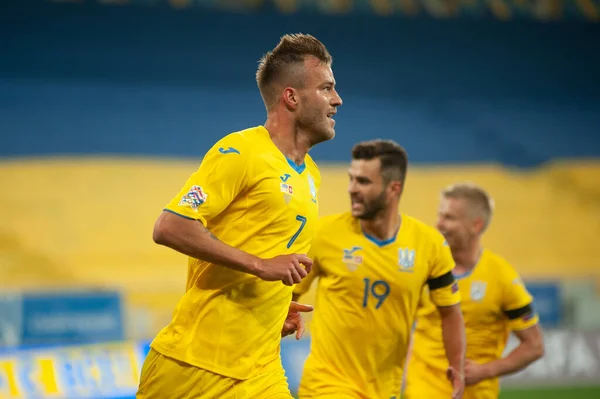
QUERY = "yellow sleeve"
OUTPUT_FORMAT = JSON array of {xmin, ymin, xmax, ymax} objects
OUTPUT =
[
  {"xmin": 427, "ymin": 237, "xmax": 461, "ymax": 307},
  {"xmin": 502, "ymin": 267, "xmax": 539, "ymax": 331},
  {"xmin": 164, "ymin": 136, "xmax": 249, "ymax": 225}
]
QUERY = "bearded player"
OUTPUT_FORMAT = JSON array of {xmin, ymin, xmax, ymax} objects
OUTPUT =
[{"xmin": 293, "ymin": 140, "xmax": 465, "ymax": 399}]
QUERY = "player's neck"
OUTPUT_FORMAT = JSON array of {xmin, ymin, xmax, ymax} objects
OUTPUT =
[
  {"xmin": 452, "ymin": 241, "xmax": 483, "ymax": 274},
  {"xmin": 264, "ymin": 119, "xmax": 311, "ymax": 165},
  {"xmin": 360, "ymin": 210, "xmax": 401, "ymax": 243}
]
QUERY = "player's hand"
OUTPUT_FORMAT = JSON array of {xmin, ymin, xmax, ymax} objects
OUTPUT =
[
  {"xmin": 446, "ymin": 366, "xmax": 465, "ymax": 399},
  {"xmin": 256, "ymin": 254, "xmax": 313, "ymax": 286},
  {"xmin": 464, "ymin": 359, "xmax": 491, "ymax": 386},
  {"xmin": 281, "ymin": 301, "xmax": 314, "ymax": 340}
]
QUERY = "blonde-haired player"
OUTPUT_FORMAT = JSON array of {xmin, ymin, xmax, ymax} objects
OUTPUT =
[
  {"xmin": 293, "ymin": 140, "xmax": 466, "ymax": 399},
  {"xmin": 404, "ymin": 183, "xmax": 544, "ymax": 399},
  {"xmin": 136, "ymin": 33, "xmax": 342, "ymax": 399}
]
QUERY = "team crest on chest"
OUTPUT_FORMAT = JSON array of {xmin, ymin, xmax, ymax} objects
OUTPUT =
[
  {"xmin": 470, "ymin": 281, "xmax": 487, "ymax": 301},
  {"xmin": 398, "ymin": 248, "xmax": 415, "ymax": 272},
  {"xmin": 342, "ymin": 246, "xmax": 363, "ymax": 271}
]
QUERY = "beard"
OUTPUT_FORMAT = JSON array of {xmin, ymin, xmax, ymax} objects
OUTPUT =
[
  {"xmin": 353, "ymin": 189, "xmax": 387, "ymax": 220},
  {"xmin": 297, "ymin": 101, "xmax": 334, "ymax": 145}
]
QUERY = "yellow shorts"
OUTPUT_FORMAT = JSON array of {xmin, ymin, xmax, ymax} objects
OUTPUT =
[
  {"xmin": 403, "ymin": 356, "xmax": 453, "ymax": 399},
  {"xmin": 405, "ymin": 381, "xmax": 498, "ymax": 399},
  {"xmin": 298, "ymin": 369, "xmax": 388, "ymax": 399},
  {"xmin": 299, "ymin": 395, "xmax": 360, "ymax": 399},
  {"xmin": 403, "ymin": 383, "xmax": 450, "ymax": 399},
  {"xmin": 404, "ymin": 356, "xmax": 499, "ymax": 399},
  {"xmin": 136, "ymin": 348, "xmax": 293, "ymax": 399},
  {"xmin": 298, "ymin": 382, "xmax": 362, "ymax": 399}
]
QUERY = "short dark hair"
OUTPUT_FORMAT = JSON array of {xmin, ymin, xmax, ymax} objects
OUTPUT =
[
  {"xmin": 256, "ymin": 33, "xmax": 332, "ymax": 109},
  {"xmin": 351, "ymin": 139, "xmax": 408, "ymax": 184}
]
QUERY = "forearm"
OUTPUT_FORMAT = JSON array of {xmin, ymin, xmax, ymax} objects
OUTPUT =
[
  {"xmin": 441, "ymin": 306, "xmax": 466, "ymax": 373},
  {"xmin": 154, "ymin": 212, "xmax": 261, "ymax": 275},
  {"xmin": 485, "ymin": 341, "xmax": 543, "ymax": 378}
]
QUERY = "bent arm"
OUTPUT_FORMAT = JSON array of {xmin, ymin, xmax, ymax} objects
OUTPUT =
[
  {"xmin": 485, "ymin": 324, "xmax": 544, "ymax": 378},
  {"xmin": 153, "ymin": 210, "xmax": 261, "ymax": 275}
]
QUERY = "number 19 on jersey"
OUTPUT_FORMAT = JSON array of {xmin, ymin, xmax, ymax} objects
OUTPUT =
[{"xmin": 363, "ymin": 278, "xmax": 390, "ymax": 309}]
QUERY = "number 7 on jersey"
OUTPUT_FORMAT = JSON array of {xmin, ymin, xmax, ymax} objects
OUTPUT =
[{"xmin": 287, "ymin": 215, "xmax": 307, "ymax": 248}]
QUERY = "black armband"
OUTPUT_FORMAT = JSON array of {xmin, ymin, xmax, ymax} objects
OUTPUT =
[
  {"xmin": 504, "ymin": 304, "xmax": 533, "ymax": 320},
  {"xmin": 427, "ymin": 271, "xmax": 455, "ymax": 290}
]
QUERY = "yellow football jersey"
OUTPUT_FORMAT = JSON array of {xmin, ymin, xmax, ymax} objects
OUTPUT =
[
  {"xmin": 293, "ymin": 212, "xmax": 460, "ymax": 399},
  {"xmin": 405, "ymin": 249, "xmax": 539, "ymax": 399},
  {"xmin": 150, "ymin": 126, "xmax": 321, "ymax": 380}
]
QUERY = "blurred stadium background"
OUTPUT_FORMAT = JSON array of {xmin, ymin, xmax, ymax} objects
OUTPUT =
[{"xmin": 1, "ymin": 0, "xmax": 600, "ymax": 398}]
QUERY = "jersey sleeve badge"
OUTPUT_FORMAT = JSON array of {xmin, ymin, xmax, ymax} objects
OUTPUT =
[{"xmin": 178, "ymin": 185, "xmax": 208, "ymax": 211}]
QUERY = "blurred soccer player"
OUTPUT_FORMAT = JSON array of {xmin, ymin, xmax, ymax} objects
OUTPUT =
[
  {"xmin": 135, "ymin": 33, "xmax": 342, "ymax": 399},
  {"xmin": 292, "ymin": 140, "xmax": 466, "ymax": 399},
  {"xmin": 404, "ymin": 183, "xmax": 544, "ymax": 399}
]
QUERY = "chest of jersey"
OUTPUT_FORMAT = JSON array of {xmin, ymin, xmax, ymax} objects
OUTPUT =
[
  {"xmin": 239, "ymin": 154, "xmax": 319, "ymax": 252},
  {"xmin": 319, "ymin": 235, "xmax": 430, "ymax": 315},
  {"xmin": 457, "ymin": 272, "xmax": 504, "ymax": 327}
]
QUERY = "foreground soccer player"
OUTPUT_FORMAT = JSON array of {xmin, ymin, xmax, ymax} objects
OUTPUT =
[
  {"xmin": 293, "ymin": 140, "xmax": 466, "ymax": 399},
  {"xmin": 136, "ymin": 33, "xmax": 342, "ymax": 399},
  {"xmin": 404, "ymin": 183, "xmax": 544, "ymax": 399}
]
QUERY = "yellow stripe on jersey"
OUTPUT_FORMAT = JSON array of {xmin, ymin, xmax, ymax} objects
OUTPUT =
[{"xmin": 152, "ymin": 126, "xmax": 321, "ymax": 380}]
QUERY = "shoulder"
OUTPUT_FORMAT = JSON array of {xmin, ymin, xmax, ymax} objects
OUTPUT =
[
  {"xmin": 317, "ymin": 212, "xmax": 354, "ymax": 231},
  {"xmin": 482, "ymin": 249, "xmax": 521, "ymax": 283},
  {"xmin": 201, "ymin": 127, "xmax": 265, "ymax": 171},
  {"xmin": 208, "ymin": 126, "xmax": 262, "ymax": 157},
  {"xmin": 402, "ymin": 214, "xmax": 446, "ymax": 247},
  {"xmin": 312, "ymin": 213, "xmax": 357, "ymax": 254}
]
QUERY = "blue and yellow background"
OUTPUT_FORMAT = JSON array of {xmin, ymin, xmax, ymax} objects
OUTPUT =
[{"xmin": 1, "ymin": 0, "xmax": 600, "ymax": 398}]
